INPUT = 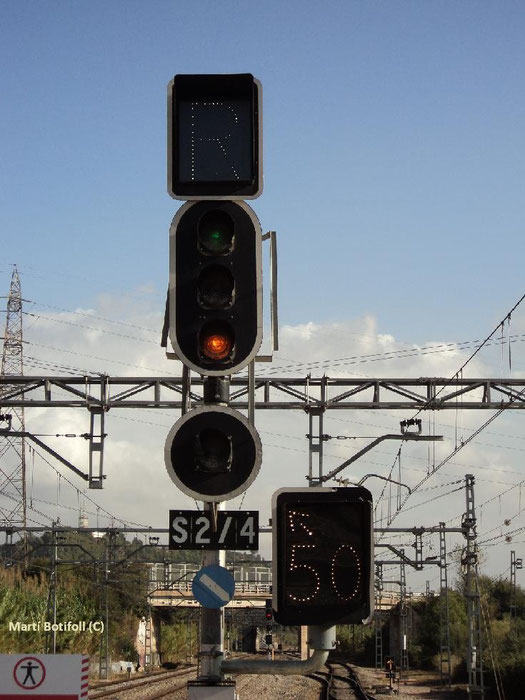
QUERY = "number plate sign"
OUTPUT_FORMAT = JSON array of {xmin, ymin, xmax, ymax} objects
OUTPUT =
[{"xmin": 169, "ymin": 510, "xmax": 259, "ymax": 550}]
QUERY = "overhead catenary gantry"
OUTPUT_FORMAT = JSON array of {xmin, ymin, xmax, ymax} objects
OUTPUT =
[
  {"xmin": 2, "ymin": 373, "xmax": 522, "ymax": 492},
  {"xmin": 1, "ymin": 374, "xmax": 525, "ymax": 410}
]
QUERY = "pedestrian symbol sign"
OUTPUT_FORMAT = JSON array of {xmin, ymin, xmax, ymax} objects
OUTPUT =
[
  {"xmin": 0, "ymin": 654, "xmax": 89, "ymax": 698},
  {"xmin": 13, "ymin": 657, "xmax": 46, "ymax": 689}
]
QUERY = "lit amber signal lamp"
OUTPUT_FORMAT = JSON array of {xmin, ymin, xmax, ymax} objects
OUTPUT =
[{"xmin": 200, "ymin": 325, "xmax": 234, "ymax": 361}]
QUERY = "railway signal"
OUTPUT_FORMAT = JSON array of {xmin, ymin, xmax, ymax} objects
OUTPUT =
[
  {"xmin": 164, "ymin": 405, "xmax": 262, "ymax": 502},
  {"xmin": 168, "ymin": 199, "xmax": 262, "ymax": 376},
  {"xmin": 271, "ymin": 486, "xmax": 374, "ymax": 626}
]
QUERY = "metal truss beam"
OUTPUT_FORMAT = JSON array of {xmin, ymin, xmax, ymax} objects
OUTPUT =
[
  {"xmin": 1, "ymin": 525, "xmax": 465, "ymax": 536},
  {"xmin": 1, "ymin": 375, "xmax": 525, "ymax": 410}
]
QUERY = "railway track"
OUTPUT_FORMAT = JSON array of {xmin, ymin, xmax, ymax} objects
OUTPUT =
[
  {"xmin": 87, "ymin": 656, "xmax": 377, "ymax": 700},
  {"xmin": 308, "ymin": 662, "xmax": 378, "ymax": 700},
  {"xmin": 227, "ymin": 652, "xmax": 378, "ymax": 699},
  {"xmin": 87, "ymin": 654, "xmax": 253, "ymax": 700},
  {"xmin": 88, "ymin": 666, "xmax": 197, "ymax": 699},
  {"xmin": 89, "ymin": 667, "xmax": 188, "ymax": 690}
]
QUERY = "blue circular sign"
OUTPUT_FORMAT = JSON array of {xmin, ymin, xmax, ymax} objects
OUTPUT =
[{"xmin": 192, "ymin": 565, "xmax": 235, "ymax": 609}]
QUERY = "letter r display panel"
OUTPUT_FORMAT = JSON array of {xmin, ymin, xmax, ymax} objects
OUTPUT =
[{"xmin": 168, "ymin": 73, "xmax": 262, "ymax": 200}]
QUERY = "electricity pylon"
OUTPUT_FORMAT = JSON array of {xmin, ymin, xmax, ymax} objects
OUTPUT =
[{"xmin": 0, "ymin": 266, "xmax": 27, "ymax": 527}]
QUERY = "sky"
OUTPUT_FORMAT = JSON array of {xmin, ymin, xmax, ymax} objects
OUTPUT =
[{"xmin": 2, "ymin": 1, "xmax": 525, "ymax": 592}]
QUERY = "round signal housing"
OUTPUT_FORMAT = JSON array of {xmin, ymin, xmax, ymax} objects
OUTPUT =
[
  {"xmin": 194, "ymin": 428, "xmax": 232, "ymax": 473},
  {"xmin": 198, "ymin": 210, "xmax": 234, "ymax": 254},
  {"xmin": 165, "ymin": 405, "xmax": 263, "ymax": 502},
  {"xmin": 198, "ymin": 265, "xmax": 234, "ymax": 309}
]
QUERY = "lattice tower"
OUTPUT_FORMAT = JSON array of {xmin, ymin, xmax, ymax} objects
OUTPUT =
[{"xmin": 0, "ymin": 266, "xmax": 27, "ymax": 526}]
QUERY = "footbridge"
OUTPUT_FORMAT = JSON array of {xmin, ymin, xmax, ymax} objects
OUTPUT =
[{"xmin": 149, "ymin": 581, "xmax": 271, "ymax": 609}]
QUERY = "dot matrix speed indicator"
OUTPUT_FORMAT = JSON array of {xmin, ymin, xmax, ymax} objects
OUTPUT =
[
  {"xmin": 272, "ymin": 487, "xmax": 374, "ymax": 626},
  {"xmin": 168, "ymin": 73, "xmax": 262, "ymax": 200}
]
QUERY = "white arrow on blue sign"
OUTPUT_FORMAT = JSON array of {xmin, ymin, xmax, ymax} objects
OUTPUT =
[{"xmin": 192, "ymin": 565, "xmax": 235, "ymax": 609}]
